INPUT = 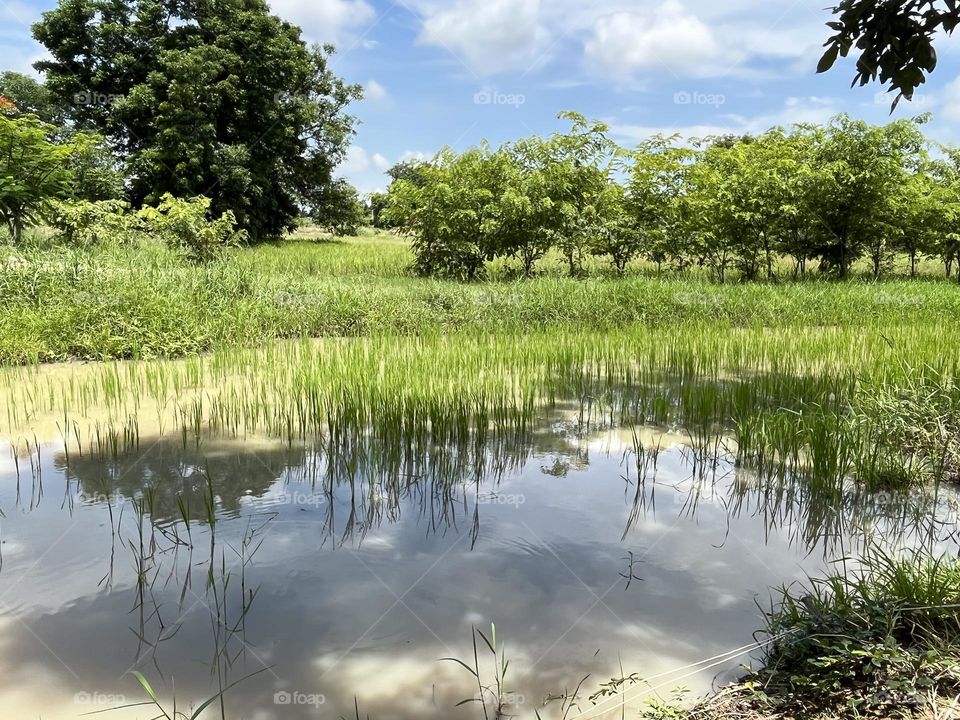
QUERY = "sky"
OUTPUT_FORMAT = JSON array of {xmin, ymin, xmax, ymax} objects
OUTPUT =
[{"xmin": 4, "ymin": 0, "xmax": 960, "ymax": 193}]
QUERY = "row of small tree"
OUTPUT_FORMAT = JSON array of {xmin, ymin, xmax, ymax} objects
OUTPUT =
[{"xmin": 383, "ymin": 112, "xmax": 960, "ymax": 281}]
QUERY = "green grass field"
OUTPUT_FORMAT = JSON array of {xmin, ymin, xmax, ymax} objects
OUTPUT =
[{"xmin": 1, "ymin": 227, "xmax": 959, "ymax": 364}]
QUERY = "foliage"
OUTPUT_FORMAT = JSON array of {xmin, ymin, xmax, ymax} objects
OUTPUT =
[
  {"xmin": 819, "ymin": 0, "xmax": 958, "ymax": 104},
  {"xmin": 33, "ymin": 0, "xmax": 361, "ymax": 240},
  {"xmin": 310, "ymin": 179, "xmax": 366, "ymax": 236},
  {"xmin": 4, "ymin": 233, "xmax": 960, "ymax": 363},
  {"xmin": 386, "ymin": 114, "xmax": 619, "ymax": 279},
  {"xmin": 0, "ymin": 71, "xmax": 63, "ymax": 123},
  {"xmin": 757, "ymin": 548, "xmax": 960, "ymax": 715},
  {"xmin": 44, "ymin": 198, "xmax": 134, "ymax": 246},
  {"xmin": 139, "ymin": 194, "xmax": 246, "ymax": 263},
  {"xmin": 385, "ymin": 112, "xmax": 958, "ymax": 282},
  {"xmin": 45, "ymin": 194, "xmax": 245, "ymax": 261},
  {"xmin": 385, "ymin": 146, "xmax": 505, "ymax": 280},
  {"xmin": 0, "ymin": 113, "xmax": 76, "ymax": 243},
  {"xmin": 367, "ymin": 191, "xmax": 390, "ymax": 228},
  {"xmin": 67, "ymin": 132, "xmax": 125, "ymax": 202}
]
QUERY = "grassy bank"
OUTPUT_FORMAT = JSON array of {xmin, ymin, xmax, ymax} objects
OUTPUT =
[
  {"xmin": 649, "ymin": 550, "xmax": 960, "ymax": 720},
  {"xmin": 2, "ymin": 231, "xmax": 960, "ymax": 363}
]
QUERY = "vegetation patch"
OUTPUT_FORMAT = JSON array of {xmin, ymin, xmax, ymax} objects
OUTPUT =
[{"xmin": 646, "ymin": 550, "xmax": 960, "ymax": 720}]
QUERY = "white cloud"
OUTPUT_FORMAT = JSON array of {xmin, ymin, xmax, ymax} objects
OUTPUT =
[
  {"xmin": 341, "ymin": 147, "xmax": 392, "ymax": 176},
  {"xmin": 940, "ymin": 76, "xmax": 960, "ymax": 122},
  {"xmin": 341, "ymin": 146, "xmax": 374, "ymax": 174},
  {"xmin": 408, "ymin": 0, "xmax": 828, "ymax": 81},
  {"xmin": 399, "ymin": 150, "xmax": 429, "ymax": 163},
  {"xmin": 418, "ymin": 0, "xmax": 547, "ymax": 75},
  {"xmin": 585, "ymin": 3, "xmax": 731, "ymax": 79},
  {"xmin": 609, "ymin": 96, "xmax": 843, "ymax": 145},
  {"xmin": 269, "ymin": 0, "xmax": 375, "ymax": 45},
  {"xmin": 365, "ymin": 79, "xmax": 387, "ymax": 101}
]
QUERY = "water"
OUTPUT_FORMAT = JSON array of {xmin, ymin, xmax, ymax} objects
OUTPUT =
[{"xmin": 0, "ymin": 408, "xmax": 953, "ymax": 719}]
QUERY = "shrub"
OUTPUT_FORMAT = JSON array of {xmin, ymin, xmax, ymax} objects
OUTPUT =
[
  {"xmin": 45, "ymin": 199, "xmax": 135, "ymax": 246},
  {"xmin": 138, "ymin": 194, "xmax": 246, "ymax": 263}
]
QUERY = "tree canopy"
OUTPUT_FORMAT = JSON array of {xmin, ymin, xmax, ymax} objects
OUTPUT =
[
  {"xmin": 385, "ymin": 113, "xmax": 960, "ymax": 282},
  {"xmin": 33, "ymin": 0, "xmax": 362, "ymax": 240}
]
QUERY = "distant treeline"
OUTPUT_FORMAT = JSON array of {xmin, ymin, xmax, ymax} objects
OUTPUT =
[{"xmin": 377, "ymin": 111, "xmax": 960, "ymax": 282}]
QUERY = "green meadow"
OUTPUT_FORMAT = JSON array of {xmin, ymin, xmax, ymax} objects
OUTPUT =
[{"xmin": 2, "ymin": 228, "xmax": 959, "ymax": 364}]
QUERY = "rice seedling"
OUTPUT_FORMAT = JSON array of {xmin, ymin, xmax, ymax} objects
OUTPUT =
[{"xmin": 2, "ymin": 323, "xmax": 958, "ymax": 514}]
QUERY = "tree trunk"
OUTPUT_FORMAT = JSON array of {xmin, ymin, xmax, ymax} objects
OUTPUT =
[
  {"xmin": 909, "ymin": 250, "xmax": 917, "ymax": 277},
  {"xmin": 763, "ymin": 231, "xmax": 773, "ymax": 280},
  {"xmin": 12, "ymin": 215, "xmax": 23, "ymax": 245},
  {"xmin": 839, "ymin": 234, "xmax": 848, "ymax": 279}
]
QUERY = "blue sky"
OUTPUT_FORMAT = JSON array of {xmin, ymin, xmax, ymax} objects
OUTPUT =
[{"xmin": 5, "ymin": 0, "xmax": 960, "ymax": 193}]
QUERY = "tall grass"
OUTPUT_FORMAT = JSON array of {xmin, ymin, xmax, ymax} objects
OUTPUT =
[{"xmin": 2, "ymin": 235, "xmax": 959, "ymax": 363}]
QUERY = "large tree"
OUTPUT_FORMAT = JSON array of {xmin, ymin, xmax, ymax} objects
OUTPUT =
[
  {"xmin": 33, "ymin": 0, "xmax": 361, "ymax": 240},
  {"xmin": 0, "ymin": 72, "xmax": 64, "ymax": 124},
  {"xmin": 819, "ymin": 1, "xmax": 960, "ymax": 104}
]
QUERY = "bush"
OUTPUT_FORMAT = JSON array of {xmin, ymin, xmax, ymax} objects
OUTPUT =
[
  {"xmin": 45, "ymin": 194, "xmax": 246, "ymax": 263},
  {"xmin": 45, "ymin": 199, "xmax": 136, "ymax": 246},
  {"xmin": 139, "ymin": 194, "xmax": 246, "ymax": 263}
]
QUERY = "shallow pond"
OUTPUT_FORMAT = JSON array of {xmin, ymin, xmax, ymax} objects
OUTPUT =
[{"xmin": 0, "ymin": 405, "xmax": 953, "ymax": 719}]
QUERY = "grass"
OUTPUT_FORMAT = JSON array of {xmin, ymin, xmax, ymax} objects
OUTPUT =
[
  {"xmin": 2, "ymin": 229, "xmax": 960, "ymax": 363},
  {"xmin": 651, "ymin": 549, "xmax": 960, "ymax": 720}
]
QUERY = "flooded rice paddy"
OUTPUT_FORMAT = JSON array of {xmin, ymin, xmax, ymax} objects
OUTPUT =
[{"xmin": 0, "ymin": 330, "xmax": 956, "ymax": 719}]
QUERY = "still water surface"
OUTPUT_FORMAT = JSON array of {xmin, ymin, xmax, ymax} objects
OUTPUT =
[{"xmin": 0, "ymin": 406, "xmax": 952, "ymax": 719}]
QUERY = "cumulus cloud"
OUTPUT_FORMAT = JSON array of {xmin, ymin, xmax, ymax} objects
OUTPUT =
[
  {"xmin": 585, "ymin": 2, "xmax": 733, "ymax": 79},
  {"xmin": 269, "ymin": 0, "xmax": 375, "ymax": 45},
  {"xmin": 407, "ymin": 0, "xmax": 827, "ymax": 81},
  {"xmin": 399, "ymin": 150, "xmax": 429, "ymax": 163},
  {"xmin": 364, "ymin": 79, "xmax": 387, "ymax": 101},
  {"xmin": 418, "ymin": 0, "xmax": 547, "ymax": 75},
  {"xmin": 940, "ymin": 76, "xmax": 960, "ymax": 122},
  {"xmin": 341, "ymin": 146, "xmax": 391, "ymax": 175}
]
